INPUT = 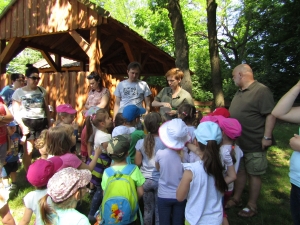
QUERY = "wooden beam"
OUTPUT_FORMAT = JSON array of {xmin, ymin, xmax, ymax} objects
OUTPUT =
[
  {"xmin": 101, "ymin": 36, "xmax": 116, "ymax": 55},
  {"xmin": 39, "ymin": 50, "xmax": 60, "ymax": 72},
  {"xmin": 69, "ymin": 30, "xmax": 91, "ymax": 57},
  {"xmin": 0, "ymin": 38, "xmax": 22, "ymax": 64},
  {"xmin": 55, "ymin": 54, "xmax": 61, "ymax": 71},
  {"xmin": 0, "ymin": 40, "xmax": 6, "ymax": 54},
  {"xmin": 122, "ymin": 41, "xmax": 135, "ymax": 62},
  {"xmin": 89, "ymin": 26, "xmax": 102, "ymax": 73},
  {"xmin": 50, "ymin": 34, "xmax": 70, "ymax": 49},
  {"xmin": 100, "ymin": 46, "xmax": 124, "ymax": 64}
]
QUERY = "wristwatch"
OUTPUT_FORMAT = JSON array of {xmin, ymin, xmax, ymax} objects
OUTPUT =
[{"xmin": 263, "ymin": 136, "xmax": 272, "ymax": 140}]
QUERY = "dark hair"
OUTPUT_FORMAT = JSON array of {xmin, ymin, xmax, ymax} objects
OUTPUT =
[
  {"xmin": 114, "ymin": 113, "xmax": 126, "ymax": 127},
  {"xmin": 199, "ymin": 141, "xmax": 228, "ymax": 193},
  {"xmin": 178, "ymin": 104, "xmax": 201, "ymax": 127},
  {"xmin": 11, "ymin": 73, "xmax": 24, "ymax": 81},
  {"xmin": 127, "ymin": 62, "xmax": 142, "ymax": 72},
  {"xmin": 143, "ymin": 112, "xmax": 162, "ymax": 159},
  {"xmin": 25, "ymin": 64, "xmax": 39, "ymax": 77},
  {"xmin": 87, "ymin": 72, "xmax": 103, "ymax": 91},
  {"xmin": 165, "ymin": 68, "xmax": 184, "ymax": 80}
]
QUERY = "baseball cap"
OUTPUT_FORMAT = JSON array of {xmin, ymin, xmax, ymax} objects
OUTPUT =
[
  {"xmin": 122, "ymin": 105, "xmax": 146, "ymax": 122},
  {"xmin": 107, "ymin": 135, "xmax": 131, "ymax": 159},
  {"xmin": 8, "ymin": 121, "xmax": 17, "ymax": 127},
  {"xmin": 47, "ymin": 167, "xmax": 91, "ymax": 203},
  {"xmin": 27, "ymin": 157, "xmax": 63, "ymax": 188},
  {"xmin": 158, "ymin": 118, "xmax": 191, "ymax": 150},
  {"xmin": 56, "ymin": 104, "xmax": 77, "ymax": 114},
  {"xmin": 208, "ymin": 107, "xmax": 230, "ymax": 118},
  {"xmin": 217, "ymin": 117, "xmax": 242, "ymax": 140},
  {"xmin": 194, "ymin": 121, "xmax": 222, "ymax": 145}
]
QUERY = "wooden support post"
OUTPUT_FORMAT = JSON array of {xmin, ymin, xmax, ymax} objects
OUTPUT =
[
  {"xmin": 89, "ymin": 26, "xmax": 102, "ymax": 74},
  {"xmin": 0, "ymin": 40, "xmax": 6, "ymax": 74},
  {"xmin": 0, "ymin": 37, "xmax": 22, "ymax": 65},
  {"xmin": 40, "ymin": 50, "xmax": 60, "ymax": 72}
]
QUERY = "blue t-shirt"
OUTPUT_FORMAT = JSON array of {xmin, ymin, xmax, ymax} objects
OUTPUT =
[
  {"xmin": 6, "ymin": 133, "xmax": 20, "ymax": 163},
  {"xmin": 290, "ymin": 151, "xmax": 300, "ymax": 187},
  {"xmin": 0, "ymin": 87, "xmax": 14, "ymax": 107}
]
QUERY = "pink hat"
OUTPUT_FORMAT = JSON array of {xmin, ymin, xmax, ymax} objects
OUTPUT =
[
  {"xmin": 218, "ymin": 117, "xmax": 242, "ymax": 140},
  {"xmin": 200, "ymin": 115, "xmax": 219, "ymax": 123},
  {"xmin": 208, "ymin": 107, "xmax": 230, "ymax": 118},
  {"xmin": 56, "ymin": 104, "xmax": 77, "ymax": 114},
  {"xmin": 47, "ymin": 167, "xmax": 91, "ymax": 203},
  {"xmin": 27, "ymin": 157, "xmax": 63, "ymax": 187}
]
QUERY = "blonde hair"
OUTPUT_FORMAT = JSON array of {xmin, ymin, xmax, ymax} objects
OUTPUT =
[{"xmin": 34, "ymin": 129, "xmax": 48, "ymax": 149}]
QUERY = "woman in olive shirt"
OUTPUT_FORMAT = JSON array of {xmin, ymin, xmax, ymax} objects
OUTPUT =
[{"xmin": 152, "ymin": 68, "xmax": 194, "ymax": 121}]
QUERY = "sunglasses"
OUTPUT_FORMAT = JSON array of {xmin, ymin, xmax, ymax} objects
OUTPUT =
[
  {"xmin": 16, "ymin": 78, "xmax": 25, "ymax": 82},
  {"xmin": 28, "ymin": 76, "xmax": 40, "ymax": 81}
]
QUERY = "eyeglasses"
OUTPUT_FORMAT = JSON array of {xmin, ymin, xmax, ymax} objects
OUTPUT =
[
  {"xmin": 16, "ymin": 79, "xmax": 25, "ymax": 82},
  {"xmin": 28, "ymin": 76, "xmax": 40, "ymax": 81}
]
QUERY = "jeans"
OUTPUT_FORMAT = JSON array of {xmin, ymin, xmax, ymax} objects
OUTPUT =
[
  {"xmin": 143, "ymin": 179, "xmax": 159, "ymax": 225},
  {"xmin": 291, "ymin": 183, "xmax": 300, "ymax": 225},
  {"xmin": 157, "ymin": 197, "xmax": 186, "ymax": 225},
  {"xmin": 89, "ymin": 186, "xmax": 103, "ymax": 217}
]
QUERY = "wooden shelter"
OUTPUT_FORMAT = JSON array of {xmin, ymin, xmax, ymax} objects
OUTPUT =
[{"xmin": 0, "ymin": 0, "xmax": 175, "ymax": 77}]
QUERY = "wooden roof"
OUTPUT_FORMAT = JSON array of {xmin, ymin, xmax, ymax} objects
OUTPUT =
[{"xmin": 0, "ymin": 0, "xmax": 175, "ymax": 76}]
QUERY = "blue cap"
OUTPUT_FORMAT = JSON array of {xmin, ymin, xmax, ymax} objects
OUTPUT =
[
  {"xmin": 194, "ymin": 121, "xmax": 222, "ymax": 145},
  {"xmin": 122, "ymin": 105, "xmax": 146, "ymax": 122},
  {"xmin": 8, "ymin": 121, "xmax": 17, "ymax": 127}
]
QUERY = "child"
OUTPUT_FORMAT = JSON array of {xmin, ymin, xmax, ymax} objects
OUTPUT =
[
  {"xmin": 111, "ymin": 113, "xmax": 135, "ymax": 138},
  {"xmin": 85, "ymin": 108, "xmax": 113, "ymax": 223},
  {"xmin": 155, "ymin": 118, "xmax": 190, "ymax": 225},
  {"xmin": 1, "ymin": 122, "xmax": 20, "ymax": 192},
  {"xmin": 100, "ymin": 134, "xmax": 145, "ymax": 225},
  {"xmin": 34, "ymin": 129, "xmax": 48, "ymax": 159},
  {"xmin": 39, "ymin": 167, "xmax": 91, "ymax": 225},
  {"xmin": 176, "ymin": 121, "xmax": 228, "ymax": 225},
  {"xmin": 134, "ymin": 112, "xmax": 166, "ymax": 225},
  {"xmin": 122, "ymin": 105, "xmax": 146, "ymax": 164},
  {"xmin": 0, "ymin": 189, "xmax": 15, "ymax": 225},
  {"xmin": 19, "ymin": 157, "xmax": 63, "ymax": 225},
  {"xmin": 56, "ymin": 104, "xmax": 78, "ymax": 153},
  {"xmin": 177, "ymin": 103, "xmax": 201, "ymax": 163},
  {"xmin": 46, "ymin": 125, "xmax": 101, "ymax": 171}
]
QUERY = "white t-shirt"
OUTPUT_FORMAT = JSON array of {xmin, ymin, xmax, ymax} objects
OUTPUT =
[
  {"xmin": 94, "ymin": 129, "xmax": 111, "ymax": 154},
  {"xmin": 183, "ymin": 162, "xmax": 223, "ymax": 225},
  {"xmin": 12, "ymin": 86, "xmax": 47, "ymax": 119},
  {"xmin": 228, "ymin": 145, "xmax": 243, "ymax": 191},
  {"xmin": 114, "ymin": 79, "xmax": 151, "ymax": 113},
  {"xmin": 23, "ymin": 189, "xmax": 48, "ymax": 224}
]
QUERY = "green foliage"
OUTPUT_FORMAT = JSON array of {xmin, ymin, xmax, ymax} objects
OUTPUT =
[
  {"xmin": 0, "ymin": 0, "xmax": 10, "ymax": 13},
  {"xmin": 145, "ymin": 76, "xmax": 166, "ymax": 87},
  {"xmin": 7, "ymin": 48, "xmax": 43, "ymax": 74},
  {"xmin": 191, "ymin": 74, "xmax": 213, "ymax": 101}
]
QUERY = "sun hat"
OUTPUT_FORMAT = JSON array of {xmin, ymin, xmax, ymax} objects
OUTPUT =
[
  {"xmin": 27, "ymin": 157, "xmax": 63, "ymax": 188},
  {"xmin": 158, "ymin": 118, "xmax": 191, "ymax": 150},
  {"xmin": 122, "ymin": 105, "xmax": 146, "ymax": 122},
  {"xmin": 194, "ymin": 121, "xmax": 222, "ymax": 145},
  {"xmin": 112, "ymin": 126, "xmax": 131, "ymax": 138},
  {"xmin": 84, "ymin": 106, "xmax": 100, "ymax": 117},
  {"xmin": 217, "ymin": 117, "xmax": 242, "ymax": 140},
  {"xmin": 47, "ymin": 167, "xmax": 91, "ymax": 203},
  {"xmin": 8, "ymin": 121, "xmax": 17, "ymax": 127},
  {"xmin": 208, "ymin": 107, "xmax": 230, "ymax": 118},
  {"xmin": 56, "ymin": 104, "xmax": 77, "ymax": 114},
  {"xmin": 107, "ymin": 135, "xmax": 131, "ymax": 159}
]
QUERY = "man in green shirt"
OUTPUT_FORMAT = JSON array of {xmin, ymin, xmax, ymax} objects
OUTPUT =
[{"xmin": 228, "ymin": 64, "xmax": 276, "ymax": 217}]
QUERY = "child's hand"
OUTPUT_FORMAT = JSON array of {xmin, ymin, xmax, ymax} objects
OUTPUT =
[
  {"xmin": 72, "ymin": 121, "xmax": 79, "ymax": 130},
  {"xmin": 290, "ymin": 134, "xmax": 300, "ymax": 151},
  {"xmin": 94, "ymin": 146, "xmax": 102, "ymax": 156},
  {"xmin": 6, "ymin": 150, "xmax": 12, "ymax": 155}
]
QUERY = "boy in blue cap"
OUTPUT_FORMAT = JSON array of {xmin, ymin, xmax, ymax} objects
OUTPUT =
[{"xmin": 122, "ymin": 105, "xmax": 146, "ymax": 164}]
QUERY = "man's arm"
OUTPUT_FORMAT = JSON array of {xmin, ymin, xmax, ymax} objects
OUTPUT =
[
  {"xmin": 144, "ymin": 96, "xmax": 151, "ymax": 114},
  {"xmin": 113, "ymin": 96, "xmax": 121, "ymax": 121},
  {"xmin": 262, "ymin": 113, "xmax": 276, "ymax": 149}
]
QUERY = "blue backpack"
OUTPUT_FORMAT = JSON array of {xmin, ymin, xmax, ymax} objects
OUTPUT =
[{"xmin": 100, "ymin": 164, "xmax": 138, "ymax": 225}]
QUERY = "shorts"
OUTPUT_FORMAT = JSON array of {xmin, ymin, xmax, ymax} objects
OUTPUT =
[
  {"xmin": 22, "ymin": 118, "xmax": 48, "ymax": 140},
  {"xmin": 0, "ymin": 143, "xmax": 7, "ymax": 166},
  {"xmin": 2, "ymin": 161, "xmax": 18, "ymax": 177},
  {"xmin": 239, "ymin": 152, "xmax": 267, "ymax": 175}
]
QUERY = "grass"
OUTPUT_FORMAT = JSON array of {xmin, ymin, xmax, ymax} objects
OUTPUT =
[{"xmin": 7, "ymin": 122, "xmax": 297, "ymax": 225}]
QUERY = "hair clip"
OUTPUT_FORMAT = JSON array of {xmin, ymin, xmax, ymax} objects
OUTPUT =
[{"xmin": 182, "ymin": 112, "xmax": 188, "ymax": 116}]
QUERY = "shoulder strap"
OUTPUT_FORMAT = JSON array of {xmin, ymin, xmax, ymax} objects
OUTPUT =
[
  {"xmin": 37, "ymin": 86, "xmax": 43, "ymax": 94},
  {"xmin": 105, "ymin": 167, "xmax": 116, "ymax": 177},
  {"xmin": 121, "ymin": 164, "xmax": 136, "ymax": 175}
]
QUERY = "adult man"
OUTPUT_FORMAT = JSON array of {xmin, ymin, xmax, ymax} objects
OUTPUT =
[
  {"xmin": 228, "ymin": 64, "xmax": 276, "ymax": 217},
  {"xmin": 113, "ymin": 62, "xmax": 151, "ymax": 120}
]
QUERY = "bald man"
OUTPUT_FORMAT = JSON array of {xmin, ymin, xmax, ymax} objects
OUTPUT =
[{"xmin": 228, "ymin": 64, "xmax": 276, "ymax": 217}]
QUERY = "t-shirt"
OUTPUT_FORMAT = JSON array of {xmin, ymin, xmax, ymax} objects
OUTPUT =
[
  {"xmin": 135, "ymin": 136, "xmax": 166, "ymax": 181},
  {"xmin": 51, "ymin": 208, "xmax": 90, "ymax": 225},
  {"xmin": 228, "ymin": 145, "xmax": 243, "ymax": 191},
  {"xmin": 94, "ymin": 130, "xmax": 111, "ymax": 154},
  {"xmin": 114, "ymin": 80, "xmax": 151, "ymax": 113},
  {"xmin": 290, "ymin": 151, "xmax": 300, "ymax": 188},
  {"xmin": 229, "ymin": 81, "xmax": 275, "ymax": 153},
  {"xmin": 12, "ymin": 86, "xmax": 47, "ymax": 119},
  {"xmin": 59, "ymin": 153, "xmax": 82, "ymax": 169},
  {"xmin": 80, "ymin": 126, "xmax": 96, "ymax": 154},
  {"xmin": 129, "ymin": 130, "xmax": 145, "ymax": 164},
  {"xmin": 0, "ymin": 102, "xmax": 7, "ymax": 144},
  {"xmin": 101, "ymin": 164, "xmax": 145, "ymax": 190},
  {"xmin": 85, "ymin": 88, "xmax": 110, "ymax": 109},
  {"xmin": 155, "ymin": 148, "xmax": 183, "ymax": 199},
  {"xmin": 183, "ymin": 162, "xmax": 223, "ymax": 225},
  {"xmin": 6, "ymin": 133, "xmax": 20, "ymax": 163},
  {"xmin": 154, "ymin": 87, "xmax": 194, "ymax": 121},
  {"xmin": 23, "ymin": 189, "xmax": 48, "ymax": 225}
]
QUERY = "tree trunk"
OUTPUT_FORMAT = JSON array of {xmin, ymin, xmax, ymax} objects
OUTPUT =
[
  {"xmin": 207, "ymin": 0, "xmax": 225, "ymax": 107},
  {"xmin": 167, "ymin": 0, "xmax": 192, "ymax": 95}
]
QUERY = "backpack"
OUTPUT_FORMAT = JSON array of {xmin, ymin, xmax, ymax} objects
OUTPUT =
[{"xmin": 100, "ymin": 164, "xmax": 138, "ymax": 225}]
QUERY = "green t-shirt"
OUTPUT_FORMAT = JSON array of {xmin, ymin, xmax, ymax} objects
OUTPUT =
[
  {"xmin": 229, "ymin": 81, "xmax": 275, "ymax": 153},
  {"xmin": 154, "ymin": 87, "xmax": 194, "ymax": 120},
  {"xmin": 129, "ymin": 130, "xmax": 145, "ymax": 163}
]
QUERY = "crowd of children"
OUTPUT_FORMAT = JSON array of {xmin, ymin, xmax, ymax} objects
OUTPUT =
[{"xmin": 0, "ymin": 94, "xmax": 244, "ymax": 225}]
